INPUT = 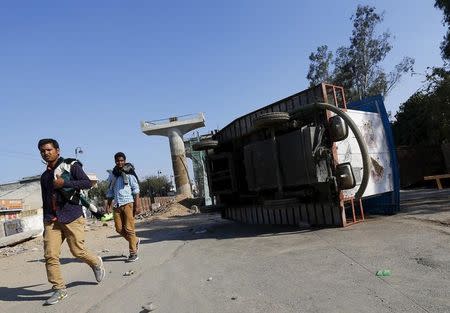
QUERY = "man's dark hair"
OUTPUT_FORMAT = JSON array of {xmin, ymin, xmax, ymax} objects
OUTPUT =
[
  {"xmin": 38, "ymin": 138, "xmax": 59, "ymax": 150},
  {"xmin": 114, "ymin": 152, "xmax": 126, "ymax": 161}
]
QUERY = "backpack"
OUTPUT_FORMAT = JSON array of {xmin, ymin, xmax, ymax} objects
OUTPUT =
[{"xmin": 54, "ymin": 158, "xmax": 104, "ymax": 219}]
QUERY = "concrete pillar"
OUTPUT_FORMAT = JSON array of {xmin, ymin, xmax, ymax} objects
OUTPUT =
[
  {"xmin": 168, "ymin": 128, "xmax": 192, "ymax": 197},
  {"xmin": 141, "ymin": 113, "xmax": 205, "ymax": 198}
]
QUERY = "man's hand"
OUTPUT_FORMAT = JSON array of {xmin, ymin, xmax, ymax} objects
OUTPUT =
[
  {"xmin": 106, "ymin": 198, "xmax": 113, "ymax": 213},
  {"xmin": 133, "ymin": 203, "xmax": 142, "ymax": 216},
  {"xmin": 53, "ymin": 175, "xmax": 65, "ymax": 189}
]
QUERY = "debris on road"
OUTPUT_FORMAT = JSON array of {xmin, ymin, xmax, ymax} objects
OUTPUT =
[
  {"xmin": 141, "ymin": 302, "xmax": 157, "ymax": 312},
  {"xmin": 0, "ymin": 245, "xmax": 27, "ymax": 257},
  {"xmin": 207, "ymin": 276, "xmax": 213, "ymax": 281},
  {"xmin": 135, "ymin": 204, "xmax": 172, "ymax": 220},
  {"xmin": 376, "ymin": 269, "xmax": 391, "ymax": 277},
  {"xmin": 124, "ymin": 270, "xmax": 135, "ymax": 276},
  {"xmin": 190, "ymin": 205, "xmax": 200, "ymax": 214}
]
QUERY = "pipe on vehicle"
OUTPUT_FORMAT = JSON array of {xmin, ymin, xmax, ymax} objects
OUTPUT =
[{"xmin": 293, "ymin": 102, "xmax": 371, "ymax": 199}]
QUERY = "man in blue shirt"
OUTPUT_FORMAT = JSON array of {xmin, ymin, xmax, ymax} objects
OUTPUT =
[
  {"xmin": 106, "ymin": 152, "xmax": 141, "ymax": 262},
  {"xmin": 38, "ymin": 138, "xmax": 105, "ymax": 305}
]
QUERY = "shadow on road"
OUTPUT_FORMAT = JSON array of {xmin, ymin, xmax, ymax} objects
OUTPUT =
[
  {"xmin": 400, "ymin": 189, "xmax": 450, "ymax": 216},
  {"xmin": 134, "ymin": 189, "xmax": 450, "ymax": 247},
  {"xmin": 0, "ymin": 281, "xmax": 97, "ymax": 302},
  {"xmin": 102, "ymin": 255, "xmax": 127, "ymax": 262},
  {"xmin": 135, "ymin": 213, "xmax": 314, "ymax": 247},
  {"xmin": 27, "ymin": 257, "xmax": 83, "ymax": 264}
]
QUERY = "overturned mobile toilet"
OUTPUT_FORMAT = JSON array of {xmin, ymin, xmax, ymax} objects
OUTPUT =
[
  {"xmin": 141, "ymin": 113, "xmax": 205, "ymax": 197},
  {"xmin": 194, "ymin": 83, "xmax": 399, "ymax": 227}
]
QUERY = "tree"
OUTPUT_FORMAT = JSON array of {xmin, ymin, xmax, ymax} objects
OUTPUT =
[
  {"xmin": 392, "ymin": 68, "xmax": 450, "ymax": 145},
  {"xmin": 139, "ymin": 175, "xmax": 173, "ymax": 197},
  {"xmin": 307, "ymin": 45, "xmax": 333, "ymax": 86},
  {"xmin": 435, "ymin": 0, "xmax": 450, "ymax": 61},
  {"xmin": 391, "ymin": 2, "xmax": 450, "ymax": 147},
  {"xmin": 307, "ymin": 5, "xmax": 414, "ymax": 101}
]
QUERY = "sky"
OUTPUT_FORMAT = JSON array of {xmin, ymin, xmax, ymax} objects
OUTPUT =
[{"xmin": 0, "ymin": 0, "xmax": 446, "ymax": 184}]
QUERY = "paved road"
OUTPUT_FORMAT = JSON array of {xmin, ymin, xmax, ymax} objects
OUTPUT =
[{"xmin": 1, "ymin": 189, "xmax": 450, "ymax": 312}]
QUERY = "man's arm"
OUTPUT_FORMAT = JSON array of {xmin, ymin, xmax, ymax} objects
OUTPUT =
[
  {"xmin": 129, "ymin": 175, "xmax": 141, "ymax": 213},
  {"xmin": 133, "ymin": 193, "xmax": 141, "ymax": 214}
]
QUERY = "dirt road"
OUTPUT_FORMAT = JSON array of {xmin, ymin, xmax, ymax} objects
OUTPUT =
[{"xmin": 1, "ymin": 189, "xmax": 449, "ymax": 313}]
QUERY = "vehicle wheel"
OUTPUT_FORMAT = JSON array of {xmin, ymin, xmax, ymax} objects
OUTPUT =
[
  {"xmin": 252, "ymin": 112, "xmax": 290, "ymax": 130},
  {"xmin": 192, "ymin": 139, "xmax": 219, "ymax": 151}
]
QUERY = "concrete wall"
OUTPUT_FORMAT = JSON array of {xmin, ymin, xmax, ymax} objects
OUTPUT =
[
  {"xmin": 21, "ymin": 208, "xmax": 44, "ymax": 234},
  {"xmin": 0, "ymin": 180, "xmax": 43, "ymax": 238}
]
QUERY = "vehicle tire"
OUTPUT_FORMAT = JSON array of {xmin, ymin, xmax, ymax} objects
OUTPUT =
[
  {"xmin": 252, "ymin": 112, "xmax": 290, "ymax": 130},
  {"xmin": 192, "ymin": 139, "xmax": 219, "ymax": 151}
]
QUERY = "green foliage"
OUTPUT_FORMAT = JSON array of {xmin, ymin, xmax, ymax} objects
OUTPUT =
[
  {"xmin": 392, "ymin": 68, "xmax": 450, "ymax": 145},
  {"xmin": 307, "ymin": 5, "xmax": 414, "ymax": 101},
  {"xmin": 307, "ymin": 45, "xmax": 333, "ymax": 86},
  {"xmin": 139, "ymin": 175, "xmax": 173, "ymax": 197},
  {"xmin": 88, "ymin": 180, "xmax": 109, "ymax": 207},
  {"xmin": 435, "ymin": 0, "xmax": 450, "ymax": 61}
]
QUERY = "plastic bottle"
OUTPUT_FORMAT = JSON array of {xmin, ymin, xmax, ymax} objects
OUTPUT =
[{"xmin": 376, "ymin": 269, "xmax": 391, "ymax": 276}]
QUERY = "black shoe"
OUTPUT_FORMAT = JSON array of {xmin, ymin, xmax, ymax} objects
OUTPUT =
[{"xmin": 127, "ymin": 254, "xmax": 139, "ymax": 262}]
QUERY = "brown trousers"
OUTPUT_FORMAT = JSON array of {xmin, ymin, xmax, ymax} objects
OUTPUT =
[
  {"xmin": 44, "ymin": 216, "xmax": 99, "ymax": 290},
  {"xmin": 113, "ymin": 202, "xmax": 138, "ymax": 254}
]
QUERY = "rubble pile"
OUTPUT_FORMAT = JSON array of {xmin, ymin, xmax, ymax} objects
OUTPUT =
[
  {"xmin": 135, "ymin": 197, "xmax": 197, "ymax": 221},
  {"xmin": 0, "ymin": 245, "xmax": 28, "ymax": 257},
  {"xmin": 135, "ymin": 201, "xmax": 174, "ymax": 220}
]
